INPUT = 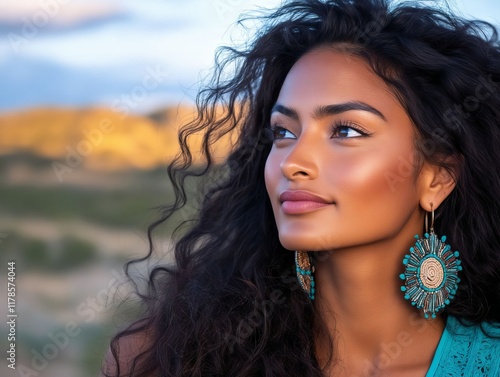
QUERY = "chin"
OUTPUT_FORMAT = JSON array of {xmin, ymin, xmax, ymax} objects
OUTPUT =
[{"xmin": 278, "ymin": 232, "xmax": 333, "ymax": 252}]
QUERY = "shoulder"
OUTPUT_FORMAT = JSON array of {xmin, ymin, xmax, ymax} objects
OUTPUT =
[
  {"xmin": 432, "ymin": 315, "xmax": 500, "ymax": 376},
  {"xmin": 100, "ymin": 328, "xmax": 154, "ymax": 377}
]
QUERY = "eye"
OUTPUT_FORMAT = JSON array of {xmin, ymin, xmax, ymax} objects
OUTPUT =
[
  {"xmin": 268, "ymin": 124, "xmax": 296, "ymax": 140},
  {"xmin": 331, "ymin": 121, "xmax": 369, "ymax": 139}
]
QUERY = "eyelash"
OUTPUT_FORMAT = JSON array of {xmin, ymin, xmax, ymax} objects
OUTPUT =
[
  {"xmin": 332, "ymin": 121, "xmax": 371, "ymax": 138},
  {"xmin": 267, "ymin": 121, "xmax": 370, "ymax": 141}
]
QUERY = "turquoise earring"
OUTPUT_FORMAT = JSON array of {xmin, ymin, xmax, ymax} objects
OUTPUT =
[
  {"xmin": 400, "ymin": 203, "xmax": 462, "ymax": 319},
  {"xmin": 295, "ymin": 250, "xmax": 315, "ymax": 300}
]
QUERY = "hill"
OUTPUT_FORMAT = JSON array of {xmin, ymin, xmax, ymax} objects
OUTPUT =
[{"xmin": 0, "ymin": 106, "xmax": 234, "ymax": 172}]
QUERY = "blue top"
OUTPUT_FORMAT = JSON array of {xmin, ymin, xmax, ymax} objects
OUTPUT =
[{"xmin": 426, "ymin": 315, "xmax": 500, "ymax": 376}]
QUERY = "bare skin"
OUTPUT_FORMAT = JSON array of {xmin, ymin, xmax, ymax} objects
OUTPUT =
[{"xmin": 264, "ymin": 47, "xmax": 456, "ymax": 376}]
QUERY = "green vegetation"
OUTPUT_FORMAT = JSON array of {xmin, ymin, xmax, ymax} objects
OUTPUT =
[
  {"xmin": 0, "ymin": 184, "xmax": 165, "ymax": 228},
  {"xmin": 2, "ymin": 233, "xmax": 98, "ymax": 273},
  {"xmin": 0, "ymin": 156, "xmax": 202, "ymax": 231},
  {"xmin": 0, "ymin": 153, "xmax": 206, "ymax": 376}
]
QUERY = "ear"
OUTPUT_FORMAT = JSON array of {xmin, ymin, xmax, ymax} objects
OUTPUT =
[{"xmin": 418, "ymin": 161, "xmax": 458, "ymax": 212}]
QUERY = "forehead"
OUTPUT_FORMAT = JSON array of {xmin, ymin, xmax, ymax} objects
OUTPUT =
[{"xmin": 275, "ymin": 47, "xmax": 406, "ymax": 120}]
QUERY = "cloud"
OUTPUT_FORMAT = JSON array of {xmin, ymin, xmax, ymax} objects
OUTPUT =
[
  {"xmin": 0, "ymin": 0, "xmax": 126, "ymax": 31},
  {"xmin": 0, "ymin": 55, "xmax": 187, "ymax": 113}
]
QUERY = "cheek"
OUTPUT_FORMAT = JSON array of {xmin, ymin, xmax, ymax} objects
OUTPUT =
[
  {"xmin": 264, "ymin": 151, "xmax": 279, "ymax": 200},
  {"xmin": 264, "ymin": 142, "xmax": 417, "ymax": 203},
  {"xmin": 326, "ymin": 142, "xmax": 419, "ymax": 217}
]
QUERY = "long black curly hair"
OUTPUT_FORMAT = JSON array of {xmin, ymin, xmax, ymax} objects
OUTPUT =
[{"xmin": 104, "ymin": 0, "xmax": 500, "ymax": 375}]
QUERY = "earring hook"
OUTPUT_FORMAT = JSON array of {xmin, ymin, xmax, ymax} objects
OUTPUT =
[{"xmin": 425, "ymin": 202, "xmax": 435, "ymax": 234}]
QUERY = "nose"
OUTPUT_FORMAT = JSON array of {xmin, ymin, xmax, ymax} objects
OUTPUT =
[{"xmin": 280, "ymin": 136, "xmax": 318, "ymax": 181}]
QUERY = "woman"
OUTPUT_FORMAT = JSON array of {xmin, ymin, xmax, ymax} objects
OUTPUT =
[{"xmin": 103, "ymin": 0, "xmax": 500, "ymax": 375}]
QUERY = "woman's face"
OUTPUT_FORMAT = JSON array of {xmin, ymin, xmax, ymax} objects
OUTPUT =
[{"xmin": 264, "ymin": 48, "xmax": 426, "ymax": 252}]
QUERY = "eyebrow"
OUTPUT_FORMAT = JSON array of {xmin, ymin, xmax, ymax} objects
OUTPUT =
[{"xmin": 271, "ymin": 101, "xmax": 387, "ymax": 122}]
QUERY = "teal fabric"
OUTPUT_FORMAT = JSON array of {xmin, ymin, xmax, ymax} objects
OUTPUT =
[{"xmin": 426, "ymin": 315, "xmax": 500, "ymax": 376}]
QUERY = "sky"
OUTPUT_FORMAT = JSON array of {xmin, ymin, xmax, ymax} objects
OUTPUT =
[{"xmin": 0, "ymin": 0, "xmax": 498, "ymax": 114}]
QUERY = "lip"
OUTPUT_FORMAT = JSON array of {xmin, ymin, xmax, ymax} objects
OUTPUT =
[{"xmin": 279, "ymin": 190, "xmax": 333, "ymax": 215}]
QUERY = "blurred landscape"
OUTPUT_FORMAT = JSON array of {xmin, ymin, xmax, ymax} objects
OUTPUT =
[
  {"xmin": 0, "ymin": 1, "xmax": 496, "ymax": 376},
  {"xmin": 0, "ymin": 1, "xmax": 264, "ymax": 375},
  {"xmin": 0, "ymin": 105, "xmax": 232, "ymax": 377}
]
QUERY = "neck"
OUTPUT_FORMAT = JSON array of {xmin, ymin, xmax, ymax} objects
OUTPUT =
[{"xmin": 313, "ymin": 218, "xmax": 445, "ymax": 375}]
